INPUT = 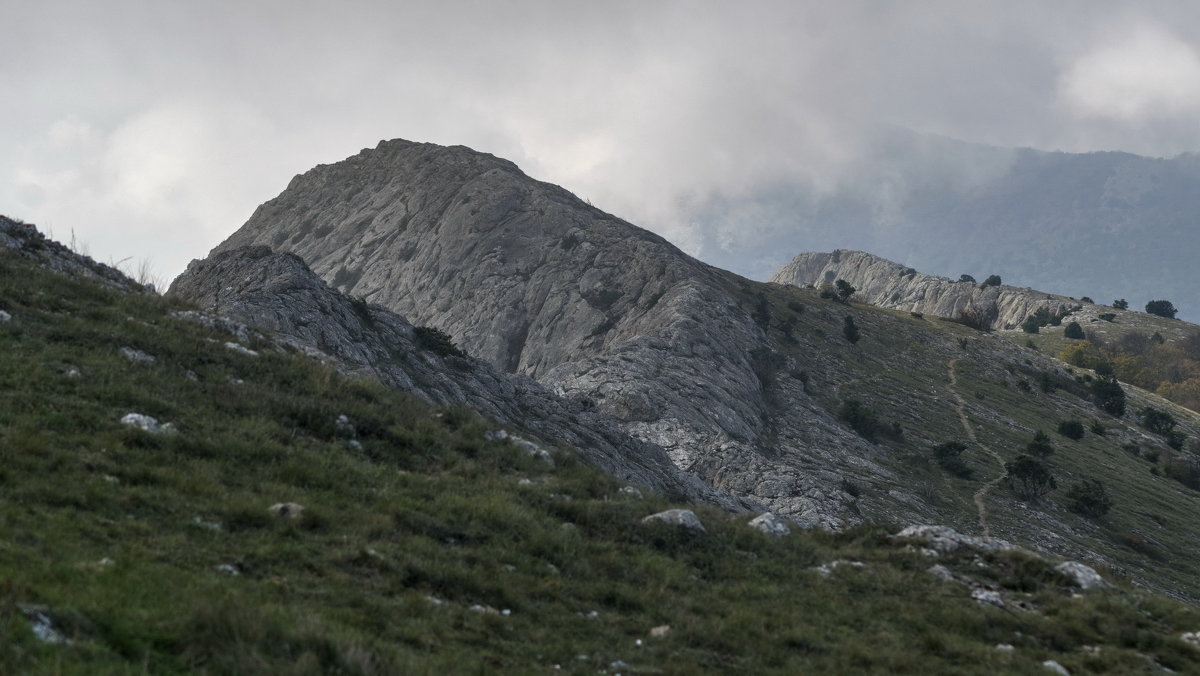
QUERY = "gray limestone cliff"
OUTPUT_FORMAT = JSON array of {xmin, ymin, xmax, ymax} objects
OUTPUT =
[
  {"xmin": 167, "ymin": 245, "xmax": 747, "ymax": 510},
  {"xmin": 770, "ymin": 250, "xmax": 1088, "ymax": 330},
  {"xmin": 205, "ymin": 139, "xmax": 911, "ymax": 529}
]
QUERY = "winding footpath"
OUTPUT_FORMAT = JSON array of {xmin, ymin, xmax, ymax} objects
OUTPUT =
[{"xmin": 947, "ymin": 358, "xmax": 1008, "ymax": 536}]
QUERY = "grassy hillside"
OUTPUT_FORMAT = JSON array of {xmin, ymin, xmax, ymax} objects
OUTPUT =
[
  {"xmin": 4, "ymin": 245, "xmax": 1200, "ymax": 673},
  {"xmin": 725, "ymin": 276, "xmax": 1200, "ymax": 604}
]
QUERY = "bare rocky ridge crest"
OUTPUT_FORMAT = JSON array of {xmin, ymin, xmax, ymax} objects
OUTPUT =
[{"xmin": 770, "ymin": 249, "xmax": 1086, "ymax": 329}]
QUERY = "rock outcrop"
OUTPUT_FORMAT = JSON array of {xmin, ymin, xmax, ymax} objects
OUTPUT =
[
  {"xmin": 168, "ymin": 245, "xmax": 747, "ymax": 509},
  {"xmin": 205, "ymin": 139, "xmax": 899, "ymax": 529},
  {"xmin": 770, "ymin": 250, "xmax": 1087, "ymax": 330}
]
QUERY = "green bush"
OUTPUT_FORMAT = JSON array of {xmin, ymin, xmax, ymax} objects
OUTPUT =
[
  {"xmin": 1164, "ymin": 456, "xmax": 1200, "ymax": 490},
  {"xmin": 837, "ymin": 399, "xmax": 901, "ymax": 443},
  {"xmin": 1026, "ymin": 430, "xmax": 1054, "ymax": 457},
  {"xmin": 1113, "ymin": 299, "xmax": 1129, "ymax": 310},
  {"xmin": 1057, "ymin": 421, "xmax": 1085, "ymax": 440},
  {"xmin": 1065, "ymin": 478, "xmax": 1112, "ymax": 518},
  {"xmin": 1098, "ymin": 313, "xmax": 1116, "ymax": 322},
  {"xmin": 982, "ymin": 275, "xmax": 1001, "ymax": 287},
  {"xmin": 414, "ymin": 326, "xmax": 467, "ymax": 358},
  {"xmin": 842, "ymin": 315, "xmax": 860, "ymax": 344},
  {"xmin": 932, "ymin": 441, "xmax": 973, "ymax": 479},
  {"xmin": 1005, "ymin": 454, "xmax": 1057, "ymax": 499},
  {"xmin": 1091, "ymin": 375, "xmax": 1126, "ymax": 417},
  {"xmin": 1063, "ymin": 322, "xmax": 1085, "ymax": 339},
  {"xmin": 1139, "ymin": 407, "xmax": 1177, "ymax": 436},
  {"xmin": 1145, "ymin": 300, "xmax": 1178, "ymax": 319}
]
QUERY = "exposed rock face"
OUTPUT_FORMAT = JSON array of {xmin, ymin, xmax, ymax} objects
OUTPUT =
[
  {"xmin": 206, "ymin": 139, "xmax": 897, "ymax": 529},
  {"xmin": 770, "ymin": 250, "xmax": 1086, "ymax": 330},
  {"xmin": 168, "ymin": 245, "xmax": 745, "ymax": 509}
]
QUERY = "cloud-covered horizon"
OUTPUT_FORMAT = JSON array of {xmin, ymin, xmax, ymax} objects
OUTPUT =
[{"xmin": 7, "ymin": 1, "xmax": 1200, "ymax": 285}]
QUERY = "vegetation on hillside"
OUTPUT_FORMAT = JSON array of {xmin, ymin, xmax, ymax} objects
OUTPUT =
[{"xmin": 5, "ymin": 241, "xmax": 1200, "ymax": 672}]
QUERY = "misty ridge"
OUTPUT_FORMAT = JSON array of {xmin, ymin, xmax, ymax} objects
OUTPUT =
[{"xmin": 686, "ymin": 128, "xmax": 1200, "ymax": 322}]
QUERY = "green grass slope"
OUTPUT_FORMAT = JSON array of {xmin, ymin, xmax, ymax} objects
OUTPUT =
[
  {"xmin": 721, "ymin": 277, "xmax": 1200, "ymax": 605},
  {"xmin": 4, "ymin": 250, "xmax": 1200, "ymax": 674}
]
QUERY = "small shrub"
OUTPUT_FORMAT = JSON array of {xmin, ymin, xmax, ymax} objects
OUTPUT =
[
  {"xmin": 787, "ymin": 301, "xmax": 805, "ymax": 314},
  {"xmin": 1089, "ymin": 420, "xmax": 1105, "ymax": 436},
  {"xmin": 1016, "ymin": 379, "xmax": 1032, "ymax": 393},
  {"xmin": 1063, "ymin": 322, "xmax": 1085, "ymax": 339},
  {"xmin": 1090, "ymin": 375, "xmax": 1126, "ymax": 417},
  {"xmin": 842, "ymin": 315, "xmax": 860, "ymax": 344},
  {"xmin": 1057, "ymin": 420, "xmax": 1085, "ymax": 440},
  {"xmin": 1080, "ymin": 296, "xmax": 1094, "ymax": 304},
  {"xmin": 415, "ymin": 326, "xmax": 467, "ymax": 358},
  {"xmin": 1164, "ymin": 456, "xmax": 1200, "ymax": 490},
  {"xmin": 1139, "ymin": 407, "xmax": 1177, "ymax": 436},
  {"xmin": 1098, "ymin": 313, "xmax": 1116, "ymax": 322},
  {"xmin": 933, "ymin": 442, "xmax": 973, "ymax": 479},
  {"xmin": 837, "ymin": 399, "xmax": 900, "ymax": 443},
  {"xmin": 982, "ymin": 274, "xmax": 1001, "ymax": 287},
  {"xmin": 1145, "ymin": 300, "xmax": 1178, "ymax": 319},
  {"xmin": 910, "ymin": 312, "xmax": 923, "ymax": 319},
  {"xmin": 1065, "ymin": 478, "xmax": 1112, "ymax": 518},
  {"xmin": 835, "ymin": 279, "xmax": 856, "ymax": 303},
  {"xmin": 959, "ymin": 274, "xmax": 976, "ymax": 283},
  {"xmin": 1026, "ymin": 430, "xmax": 1054, "ymax": 457},
  {"xmin": 1005, "ymin": 454, "xmax": 1056, "ymax": 499},
  {"xmin": 1113, "ymin": 299, "xmax": 1129, "ymax": 310}
]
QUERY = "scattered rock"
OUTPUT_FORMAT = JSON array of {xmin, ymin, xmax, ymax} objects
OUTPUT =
[
  {"xmin": 816, "ymin": 560, "xmax": 865, "ymax": 576},
  {"xmin": 0, "ymin": 310, "xmax": 10, "ymax": 322},
  {"xmin": 335, "ymin": 414, "xmax": 356, "ymax": 437},
  {"xmin": 650, "ymin": 625, "xmax": 671, "ymax": 638},
  {"xmin": 1180, "ymin": 631, "xmax": 1200, "ymax": 649},
  {"xmin": 224, "ymin": 341, "xmax": 259, "ymax": 356},
  {"xmin": 425, "ymin": 595, "xmax": 447, "ymax": 606},
  {"xmin": 191, "ymin": 517, "xmax": 222, "ymax": 531},
  {"xmin": 63, "ymin": 366, "xmax": 81, "ymax": 378},
  {"xmin": 19, "ymin": 605, "xmax": 68, "ymax": 644},
  {"xmin": 641, "ymin": 509, "xmax": 706, "ymax": 533},
  {"xmin": 578, "ymin": 610, "xmax": 600, "ymax": 619},
  {"xmin": 894, "ymin": 525, "xmax": 1015, "ymax": 554},
  {"xmin": 1042, "ymin": 660, "xmax": 1070, "ymax": 675},
  {"xmin": 347, "ymin": 439, "xmax": 364, "ymax": 452},
  {"xmin": 184, "ymin": 370, "xmax": 199, "ymax": 381},
  {"xmin": 268, "ymin": 502, "xmax": 305, "ymax": 519},
  {"xmin": 517, "ymin": 478, "xmax": 535, "ymax": 486},
  {"xmin": 927, "ymin": 564, "xmax": 955, "ymax": 583},
  {"xmin": 484, "ymin": 429, "xmax": 510, "ymax": 441},
  {"xmin": 1055, "ymin": 561, "xmax": 1107, "ymax": 590},
  {"xmin": 216, "ymin": 563, "xmax": 240, "ymax": 576},
  {"xmin": 748, "ymin": 512, "xmax": 791, "ymax": 536},
  {"xmin": 119, "ymin": 347, "xmax": 155, "ymax": 365},
  {"xmin": 618, "ymin": 486, "xmax": 644, "ymax": 499},
  {"xmin": 469, "ymin": 604, "xmax": 500, "ymax": 615},
  {"xmin": 120, "ymin": 413, "xmax": 174, "ymax": 435},
  {"xmin": 971, "ymin": 588, "xmax": 1004, "ymax": 607},
  {"xmin": 227, "ymin": 377, "xmax": 245, "ymax": 385},
  {"xmin": 994, "ymin": 644, "xmax": 1015, "ymax": 652},
  {"xmin": 511, "ymin": 435, "xmax": 554, "ymax": 466}
]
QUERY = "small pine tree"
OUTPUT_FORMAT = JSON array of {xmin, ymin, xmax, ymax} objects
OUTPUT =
[
  {"xmin": 982, "ymin": 274, "xmax": 1002, "ymax": 287},
  {"xmin": 1090, "ymin": 375, "xmax": 1126, "ymax": 417},
  {"xmin": 835, "ymin": 279, "xmax": 856, "ymax": 303},
  {"xmin": 843, "ymin": 315, "xmax": 860, "ymax": 344},
  {"xmin": 1113, "ymin": 299, "xmax": 1128, "ymax": 310},
  {"xmin": 1145, "ymin": 300, "xmax": 1178, "ymax": 319},
  {"xmin": 1057, "ymin": 420, "xmax": 1085, "ymax": 440}
]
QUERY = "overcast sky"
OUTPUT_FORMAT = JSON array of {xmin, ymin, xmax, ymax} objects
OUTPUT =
[{"xmin": 7, "ymin": 0, "xmax": 1200, "ymax": 286}]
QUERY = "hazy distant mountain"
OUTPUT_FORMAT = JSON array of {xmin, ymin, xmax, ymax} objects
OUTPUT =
[{"xmin": 692, "ymin": 130, "xmax": 1200, "ymax": 321}]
